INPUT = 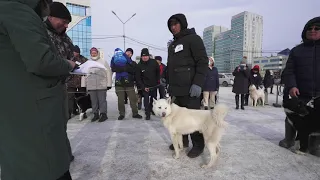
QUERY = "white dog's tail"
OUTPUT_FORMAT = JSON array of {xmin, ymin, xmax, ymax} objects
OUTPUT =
[{"xmin": 211, "ymin": 103, "xmax": 228, "ymax": 128}]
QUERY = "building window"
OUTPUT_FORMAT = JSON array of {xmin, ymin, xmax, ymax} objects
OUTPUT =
[
  {"xmin": 261, "ymin": 60, "xmax": 268, "ymax": 63},
  {"xmin": 270, "ymin": 58, "xmax": 280, "ymax": 62},
  {"xmin": 67, "ymin": 16, "xmax": 92, "ymax": 58},
  {"xmin": 66, "ymin": 3, "xmax": 87, "ymax": 16}
]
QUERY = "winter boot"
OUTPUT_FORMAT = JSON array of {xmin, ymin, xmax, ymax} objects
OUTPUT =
[
  {"xmin": 132, "ymin": 114, "xmax": 143, "ymax": 119},
  {"xmin": 98, "ymin": 113, "xmax": 108, "ymax": 122},
  {"xmin": 204, "ymin": 106, "xmax": 209, "ymax": 110},
  {"xmin": 309, "ymin": 135, "xmax": 320, "ymax": 157},
  {"xmin": 91, "ymin": 113, "xmax": 99, "ymax": 122},
  {"xmin": 118, "ymin": 115, "xmax": 125, "ymax": 120},
  {"xmin": 264, "ymin": 90, "xmax": 269, "ymax": 105},
  {"xmin": 169, "ymin": 135, "xmax": 189, "ymax": 150},
  {"xmin": 244, "ymin": 94, "xmax": 249, "ymax": 106},
  {"xmin": 187, "ymin": 132, "xmax": 205, "ymax": 158},
  {"xmin": 240, "ymin": 94, "xmax": 245, "ymax": 110},
  {"xmin": 279, "ymin": 117, "xmax": 296, "ymax": 149},
  {"xmin": 235, "ymin": 95, "xmax": 239, "ymax": 109}
]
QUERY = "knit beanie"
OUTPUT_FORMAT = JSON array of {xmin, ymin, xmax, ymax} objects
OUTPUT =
[
  {"xmin": 90, "ymin": 47, "xmax": 99, "ymax": 53},
  {"xmin": 155, "ymin": 56, "xmax": 162, "ymax": 61},
  {"xmin": 253, "ymin": 65, "xmax": 260, "ymax": 71},
  {"xmin": 126, "ymin": 48, "xmax": 134, "ymax": 54},
  {"xmin": 73, "ymin": 45, "xmax": 80, "ymax": 53},
  {"xmin": 141, "ymin": 48, "xmax": 150, "ymax": 56},
  {"xmin": 49, "ymin": 2, "xmax": 72, "ymax": 22}
]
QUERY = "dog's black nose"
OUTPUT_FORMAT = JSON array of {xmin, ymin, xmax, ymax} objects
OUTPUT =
[{"xmin": 162, "ymin": 112, "xmax": 166, "ymax": 117}]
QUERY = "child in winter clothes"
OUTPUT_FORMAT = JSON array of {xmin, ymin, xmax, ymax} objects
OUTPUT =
[
  {"xmin": 203, "ymin": 57, "xmax": 219, "ymax": 109},
  {"xmin": 245, "ymin": 65, "xmax": 263, "ymax": 106}
]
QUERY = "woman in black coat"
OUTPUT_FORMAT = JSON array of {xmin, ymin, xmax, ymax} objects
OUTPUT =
[
  {"xmin": 263, "ymin": 69, "xmax": 274, "ymax": 105},
  {"xmin": 232, "ymin": 61, "xmax": 250, "ymax": 109}
]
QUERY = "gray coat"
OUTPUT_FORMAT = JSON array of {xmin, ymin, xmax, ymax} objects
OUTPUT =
[{"xmin": 232, "ymin": 66, "xmax": 250, "ymax": 94}]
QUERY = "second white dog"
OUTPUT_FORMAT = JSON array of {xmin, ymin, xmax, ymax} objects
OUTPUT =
[
  {"xmin": 249, "ymin": 84, "xmax": 265, "ymax": 107},
  {"xmin": 152, "ymin": 97, "xmax": 228, "ymax": 168}
]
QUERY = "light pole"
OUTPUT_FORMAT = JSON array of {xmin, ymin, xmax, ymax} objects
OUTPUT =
[
  {"xmin": 111, "ymin": 11, "xmax": 136, "ymax": 50},
  {"xmin": 228, "ymin": 35, "xmax": 240, "ymax": 72}
]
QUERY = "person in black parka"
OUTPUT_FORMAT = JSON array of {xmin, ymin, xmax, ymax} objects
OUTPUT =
[
  {"xmin": 263, "ymin": 69, "xmax": 274, "ymax": 105},
  {"xmin": 166, "ymin": 13, "xmax": 208, "ymax": 158},
  {"xmin": 280, "ymin": 16, "xmax": 320, "ymax": 156},
  {"xmin": 135, "ymin": 48, "xmax": 160, "ymax": 120},
  {"xmin": 232, "ymin": 60, "xmax": 250, "ymax": 110}
]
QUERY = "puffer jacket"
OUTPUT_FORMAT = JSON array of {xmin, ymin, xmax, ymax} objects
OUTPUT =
[
  {"xmin": 86, "ymin": 67, "xmax": 111, "ymax": 90},
  {"xmin": 282, "ymin": 16, "xmax": 320, "ymax": 97},
  {"xmin": 166, "ymin": 13, "xmax": 208, "ymax": 96}
]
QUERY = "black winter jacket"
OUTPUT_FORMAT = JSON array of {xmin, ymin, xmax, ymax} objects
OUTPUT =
[
  {"xmin": 166, "ymin": 14, "xmax": 208, "ymax": 96},
  {"xmin": 249, "ymin": 70, "xmax": 263, "ymax": 89},
  {"xmin": 136, "ymin": 59, "xmax": 160, "ymax": 90},
  {"xmin": 282, "ymin": 17, "xmax": 320, "ymax": 97}
]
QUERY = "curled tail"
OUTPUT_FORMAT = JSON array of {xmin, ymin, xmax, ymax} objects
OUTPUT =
[{"xmin": 211, "ymin": 103, "xmax": 229, "ymax": 128}]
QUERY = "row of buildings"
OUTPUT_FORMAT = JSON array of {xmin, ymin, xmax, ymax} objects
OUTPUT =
[
  {"xmin": 203, "ymin": 11, "xmax": 264, "ymax": 73},
  {"xmin": 203, "ymin": 11, "xmax": 291, "ymax": 75}
]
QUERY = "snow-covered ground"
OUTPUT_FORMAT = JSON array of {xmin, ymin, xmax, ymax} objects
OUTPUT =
[{"xmin": 67, "ymin": 87, "xmax": 320, "ymax": 180}]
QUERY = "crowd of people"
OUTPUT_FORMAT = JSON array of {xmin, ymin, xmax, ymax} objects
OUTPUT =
[
  {"xmin": 0, "ymin": 0, "xmax": 319, "ymax": 179},
  {"xmin": 232, "ymin": 63, "xmax": 275, "ymax": 109}
]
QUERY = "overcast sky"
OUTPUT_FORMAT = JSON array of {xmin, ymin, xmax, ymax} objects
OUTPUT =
[{"xmin": 91, "ymin": 0, "xmax": 319, "ymax": 63}]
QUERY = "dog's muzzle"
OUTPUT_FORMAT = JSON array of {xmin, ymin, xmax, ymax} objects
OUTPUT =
[{"xmin": 162, "ymin": 112, "xmax": 166, "ymax": 117}]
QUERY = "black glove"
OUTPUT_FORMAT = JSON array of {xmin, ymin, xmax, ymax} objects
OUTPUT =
[{"xmin": 107, "ymin": 87, "xmax": 112, "ymax": 90}]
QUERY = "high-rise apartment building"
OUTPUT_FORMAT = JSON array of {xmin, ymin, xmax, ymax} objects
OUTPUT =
[
  {"xmin": 214, "ymin": 30, "xmax": 232, "ymax": 73},
  {"xmin": 213, "ymin": 11, "xmax": 263, "ymax": 72},
  {"xmin": 231, "ymin": 11, "xmax": 263, "ymax": 67},
  {"xmin": 55, "ymin": 0, "xmax": 92, "ymax": 58},
  {"xmin": 203, "ymin": 25, "xmax": 228, "ymax": 57}
]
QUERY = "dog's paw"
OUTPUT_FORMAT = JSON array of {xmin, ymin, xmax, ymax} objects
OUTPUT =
[
  {"xmin": 294, "ymin": 150, "xmax": 307, "ymax": 155},
  {"xmin": 172, "ymin": 153, "xmax": 180, "ymax": 159},
  {"xmin": 201, "ymin": 164, "xmax": 210, "ymax": 168}
]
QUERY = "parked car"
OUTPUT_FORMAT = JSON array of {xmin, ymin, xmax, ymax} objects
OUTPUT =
[{"xmin": 219, "ymin": 73, "xmax": 234, "ymax": 87}]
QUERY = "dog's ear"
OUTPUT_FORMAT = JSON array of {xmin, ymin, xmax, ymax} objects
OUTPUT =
[
  {"xmin": 166, "ymin": 97, "xmax": 171, "ymax": 104},
  {"xmin": 153, "ymin": 99, "xmax": 157, "ymax": 106}
]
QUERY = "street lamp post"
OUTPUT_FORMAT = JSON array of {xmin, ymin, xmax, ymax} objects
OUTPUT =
[
  {"xmin": 111, "ymin": 11, "xmax": 136, "ymax": 50},
  {"xmin": 228, "ymin": 35, "xmax": 240, "ymax": 72}
]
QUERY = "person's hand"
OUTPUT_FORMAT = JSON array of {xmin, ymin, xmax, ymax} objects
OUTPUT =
[
  {"xmin": 289, "ymin": 87, "xmax": 300, "ymax": 97},
  {"xmin": 145, "ymin": 88, "xmax": 149, "ymax": 92},
  {"xmin": 189, "ymin": 84, "xmax": 202, "ymax": 97},
  {"xmin": 68, "ymin": 60, "xmax": 76, "ymax": 69}
]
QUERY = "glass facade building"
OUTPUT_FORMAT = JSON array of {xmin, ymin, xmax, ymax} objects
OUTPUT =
[
  {"xmin": 203, "ymin": 29, "xmax": 214, "ymax": 57},
  {"xmin": 203, "ymin": 25, "xmax": 229, "ymax": 58},
  {"xmin": 66, "ymin": 3, "xmax": 92, "ymax": 58},
  {"xmin": 212, "ymin": 11, "xmax": 263, "ymax": 73},
  {"xmin": 214, "ymin": 31, "xmax": 232, "ymax": 73},
  {"xmin": 230, "ymin": 13, "xmax": 245, "ymax": 71}
]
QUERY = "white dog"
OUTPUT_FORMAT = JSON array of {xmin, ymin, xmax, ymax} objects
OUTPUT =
[
  {"xmin": 152, "ymin": 97, "xmax": 228, "ymax": 168},
  {"xmin": 249, "ymin": 84, "xmax": 265, "ymax": 107}
]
